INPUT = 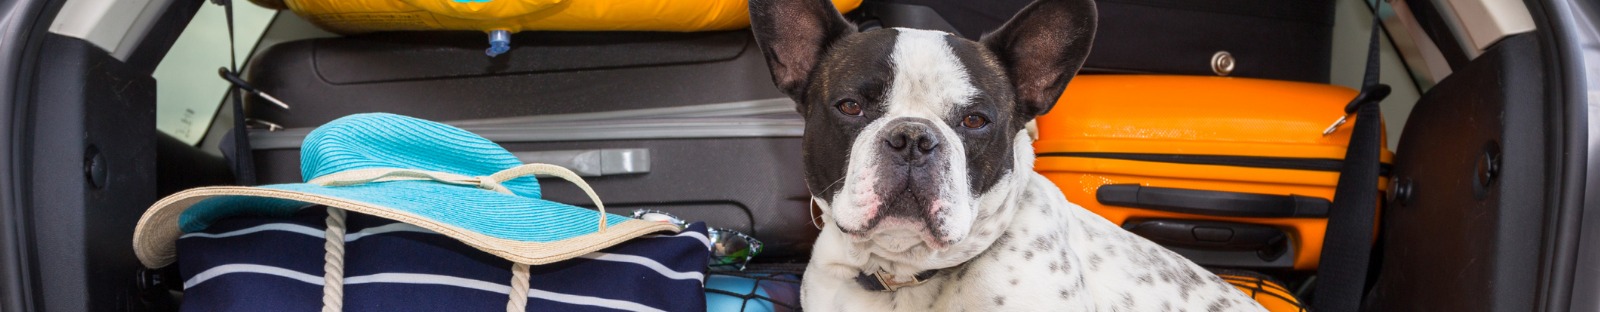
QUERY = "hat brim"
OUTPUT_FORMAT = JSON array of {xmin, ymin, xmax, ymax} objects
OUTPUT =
[{"xmin": 133, "ymin": 182, "xmax": 680, "ymax": 268}]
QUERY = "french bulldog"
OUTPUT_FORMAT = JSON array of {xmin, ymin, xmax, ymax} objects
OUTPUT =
[{"xmin": 747, "ymin": 0, "xmax": 1267, "ymax": 310}]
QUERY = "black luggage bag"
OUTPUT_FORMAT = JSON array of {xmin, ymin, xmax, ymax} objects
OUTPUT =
[{"xmin": 855, "ymin": 0, "xmax": 1337, "ymax": 83}]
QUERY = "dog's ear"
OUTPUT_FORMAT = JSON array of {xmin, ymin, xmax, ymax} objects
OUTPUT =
[
  {"xmin": 749, "ymin": 0, "xmax": 857, "ymax": 108},
  {"xmin": 981, "ymin": 0, "xmax": 1096, "ymax": 119}
]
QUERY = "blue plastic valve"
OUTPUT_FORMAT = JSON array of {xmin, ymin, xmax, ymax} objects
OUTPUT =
[{"xmin": 486, "ymin": 30, "xmax": 511, "ymax": 57}]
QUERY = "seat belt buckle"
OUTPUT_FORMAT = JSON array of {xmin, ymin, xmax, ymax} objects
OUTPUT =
[
  {"xmin": 1322, "ymin": 113, "xmax": 1352, "ymax": 136},
  {"xmin": 253, "ymin": 91, "xmax": 291, "ymax": 110},
  {"xmin": 217, "ymin": 67, "xmax": 291, "ymax": 110},
  {"xmin": 1325, "ymin": 84, "xmax": 1392, "ymax": 136}
]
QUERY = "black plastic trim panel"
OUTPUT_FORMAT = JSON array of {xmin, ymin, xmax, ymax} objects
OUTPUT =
[
  {"xmin": 1363, "ymin": 33, "xmax": 1547, "ymax": 312},
  {"xmin": 22, "ymin": 34, "xmax": 159, "ymax": 312}
]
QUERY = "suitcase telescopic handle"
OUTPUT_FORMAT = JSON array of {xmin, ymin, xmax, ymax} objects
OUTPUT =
[
  {"xmin": 1096, "ymin": 184, "xmax": 1330, "ymax": 218},
  {"xmin": 512, "ymin": 149, "xmax": 650, "ymax": 177}
]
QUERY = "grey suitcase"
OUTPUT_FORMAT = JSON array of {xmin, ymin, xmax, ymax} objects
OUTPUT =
[{"xmin": 243, "ymin": 31, "xmax": 819, "ymax": 261}]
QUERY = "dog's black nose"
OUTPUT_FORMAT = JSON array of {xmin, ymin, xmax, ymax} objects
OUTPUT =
[{"xmin": 883, "ymin": 121, "xmax": 940, "ymax": 163}]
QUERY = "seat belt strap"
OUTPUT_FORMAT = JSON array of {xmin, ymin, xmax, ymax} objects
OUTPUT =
[
  {"xmin": 1313, "ymin": 2, "xmax": 1390, "ymax": 311},
  {"xmin": 214, "ymin": 0, "xmax": 255, "ymax": 185}
]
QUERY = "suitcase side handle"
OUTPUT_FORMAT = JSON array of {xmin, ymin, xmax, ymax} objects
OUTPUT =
[
  {"xmin": 1121, "ymin": 219, "xmax": 1293, "ymax": 267},
  {"xmin": 1096, "ymin": 184, "xmax": 1329, "ymax": 218}
]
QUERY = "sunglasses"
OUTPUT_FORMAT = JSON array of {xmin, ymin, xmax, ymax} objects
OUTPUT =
[{"xmin": 631, "ymin": 209, "xmax": 766, "ymax": 270}]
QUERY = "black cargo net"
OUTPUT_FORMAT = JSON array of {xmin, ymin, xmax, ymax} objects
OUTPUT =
[{"xmin": 706, "ymin": 263, "xmax": 807, "ymax": 311}]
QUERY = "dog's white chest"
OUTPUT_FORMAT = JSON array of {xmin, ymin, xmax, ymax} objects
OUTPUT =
[{"xmin": 802, "ymin": 174, "xmax": 1265, "ymax": 312}]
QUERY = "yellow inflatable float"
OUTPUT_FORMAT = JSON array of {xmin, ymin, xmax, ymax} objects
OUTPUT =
[{"xmin": 249, "ymin": 0, "xmax": 862, "ymax": 56}]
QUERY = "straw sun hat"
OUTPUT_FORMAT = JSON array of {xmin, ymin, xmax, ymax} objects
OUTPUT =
[{"xmin": 133, "ymin": 113, "xmax": 681, "ymax": 269}]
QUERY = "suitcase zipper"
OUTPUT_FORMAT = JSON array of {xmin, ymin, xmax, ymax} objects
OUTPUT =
[{"xmin": 1038, "ymin": 152, "xmax": 1391, "ymax": 176}]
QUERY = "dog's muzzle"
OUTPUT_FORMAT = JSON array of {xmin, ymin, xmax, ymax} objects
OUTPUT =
[{"xmin": 842, "ymin": 117, "xmax": 963, "ymax": 247}]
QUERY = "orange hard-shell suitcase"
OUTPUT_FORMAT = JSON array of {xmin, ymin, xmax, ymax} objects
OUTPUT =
[{"xmin": 1033, "ymin": 75, "xmax": 1393, "ymax": 270}]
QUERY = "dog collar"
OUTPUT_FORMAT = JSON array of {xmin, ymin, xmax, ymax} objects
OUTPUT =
[
  {"xmin": 855, "ymin": 270, "xmax": 938, "ymax": 292},
  {"xmin": 811, "ymin": 200, "xmax": 940, "ymax": 292}
]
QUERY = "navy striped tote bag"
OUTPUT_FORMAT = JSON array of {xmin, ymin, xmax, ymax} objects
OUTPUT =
[{"xmin": 177, "ymin": 207, "xmax": 710, "ymax": 311}]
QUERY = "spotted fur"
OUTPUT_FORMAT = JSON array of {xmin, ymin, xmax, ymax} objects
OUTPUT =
[{"xmin": 801, "ymin": 133, "xmax": 1263, "ymax": 311}]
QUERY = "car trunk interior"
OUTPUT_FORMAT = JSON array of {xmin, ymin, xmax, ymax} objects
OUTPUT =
[{"xmin": 2, "ymin": 0, "xmax": 1595, "ymax": 311}]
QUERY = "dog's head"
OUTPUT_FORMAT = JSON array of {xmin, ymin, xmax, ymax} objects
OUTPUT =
[{"xmin": 751, "ymin": 0, "xmax": 1095, "ymax": 269}]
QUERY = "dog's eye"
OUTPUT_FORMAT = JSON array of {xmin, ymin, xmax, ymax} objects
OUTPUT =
[
  {"xmin": 836, "ymin": 100, "xmax": 863, "ymax": 116},
  {"xmin": 961, "ymin": 114, "xmax": 989, "ymax": 129}
]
